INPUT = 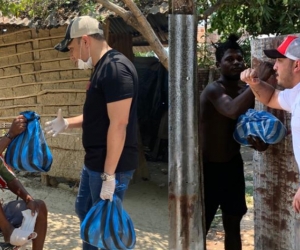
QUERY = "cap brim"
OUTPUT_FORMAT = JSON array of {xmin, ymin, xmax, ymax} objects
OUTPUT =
[
  {"xmin": 54, "ymin": 38, "xmax": 72, "ymax": 52},
  {"xmin": 263, "ymin": 49, "xmax": 286, "ymax": 59}
]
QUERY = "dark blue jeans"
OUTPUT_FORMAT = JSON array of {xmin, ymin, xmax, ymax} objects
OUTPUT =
[
  {"xmin": 3, "ymin": 200, "xmax": 27, "ymax": 227},
  {"xmin": 75, "ymin": 165, "xmax": 135, "ymax": 250}
]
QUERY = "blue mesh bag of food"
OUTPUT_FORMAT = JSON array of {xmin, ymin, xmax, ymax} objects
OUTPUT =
[
  {"xmin": 80, "ymin": 195, "xmax": 136, "ymax": 250},
  {"xmin": 233, "ymin": 109, "xmax": 287, "ymax": 146},
  {"xmin": 5, "ymin": 111, "xmax": 53, "ymax": 172}
]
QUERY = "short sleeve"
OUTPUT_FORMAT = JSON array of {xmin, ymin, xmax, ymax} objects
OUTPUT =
[
  {"xmin": 278, "ymin": 89, "xmax": 293, "ymax": 112},
  {"xmin": 102, "ymin": 62, "xmax": 134, "ymax": 103}
]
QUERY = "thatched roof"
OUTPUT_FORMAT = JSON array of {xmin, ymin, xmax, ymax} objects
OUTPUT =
[
  {"xmin": 0, "ymin": 0, "xmax": 168, "ymax": 29},
  {"xmin": 0, "ymin": 1, "xmax": 169, "ymax": 47}
]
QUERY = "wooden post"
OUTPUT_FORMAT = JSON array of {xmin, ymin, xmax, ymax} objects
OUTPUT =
[
  {"xmin": 107, "ymin": 33, "xmax": 134, "ymax": 62},
  {"xmin": 251, "ymin": 35, "xmax": 300, "ymax": 250}
]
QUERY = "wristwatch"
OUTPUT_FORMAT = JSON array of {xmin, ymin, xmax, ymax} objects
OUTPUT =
[
  {"xmin": 4, "ymin": 132, "xmax": 13, "ymax": 140},
  {"xmin": 101, "ymin": 172, "xmax": 115, "ymax": 181}
]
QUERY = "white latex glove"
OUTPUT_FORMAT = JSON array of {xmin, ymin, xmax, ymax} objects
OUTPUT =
[
  {"xmin": 44, "ymin": 109, "xmax": 69, "ymax": 137},
  {"xmin": 100, "ymin": 179, "xmax": 116, "ymax": 202}
]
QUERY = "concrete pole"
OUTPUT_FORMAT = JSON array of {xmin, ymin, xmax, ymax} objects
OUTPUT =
[
  {"xmin": 168, "ymin": 1, "xmax": 206, "ymax": 249},
  {"xmin": 251, "ymin": 35, "xmax": 300, "ymax": 250}
]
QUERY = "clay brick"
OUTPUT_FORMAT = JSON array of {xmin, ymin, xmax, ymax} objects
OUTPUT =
[
  {"xmin": 41, "ymin": 61, "xmax": 59, "ymax": 70},
  {"xmin": 18, "ymin": 52, "xmax": 34, "ymax": 63},
  {"xmin": 17, "ymin": 30, "xmax": 33, "ymax": 40},
  {"xmin": 0, "ymin": 88, "xmax": 13, "ymax": 98},
  {"xmin": 37, "ymin": 93, "xmax": 69, "ymax": 105},
  {"xmin": 43, "ymin": 106, "xmax": 68, "ymax": 115},
  {"xmin": 14, "ymin": 105, "xmax": 37, "ymax": 115},
  {"xmin": 0, "ymin": 76, "xmax": 22, "ymax": 86},
  {"xmin": 14, "ymin": 97, "xmax": 36, "ymax": 105},
  {"xmin": 0, "ymin": 57, "xmax": 9, "ymax": 67},
  {"xmin": 40, "ymin": 50, "xmax": 58, "ymax": 60},
  {"xmin": 60, "ymin": 70, "xmax": 73, "ymax": 80},
  {"xmin": 73, "ymin": 81, "xmax": 88, "ymax": 89},
  {"xmin": 59, "ymin": 59, "xmax": 74, "ymax": 68},
  {"xmin": 1, "ymin": 109, "xmax": 15, "ymax": 117},
  {"xmin": 0, "ymin": 100, "xmax": 14, "ymax": 107},
  {"xmin": 69, "ymin": 105, "xmax": 83, "ymax": 115},
  {"xmin": 3, "ymin": 66, "xmax": 19, "ymax": 76},
  {"xmin": 39, "ymin": 72, "xmax": 60, "ymax": 81},
  {"xmin": 8, "ymin": 55, "xmax": 19, "ymax": 64},
  {"xmin": 1, "ymin": 46, "xmax": 16, "ymax": 56},
  {"xmin": 57, "ymin": 51, "xmax": 68, "ymax": 58},
  {"xmin": 2, "ymin": 34, "xmax": 17, "ymax": 44},
  {"xmin": 71, "ymin": 93, "xmax": 85, "ymax": 104},
  {"xmin": 37, "ymin": 29, "xmax": 50, "ymax": 38},
  {"xmin": 58, "ymin": 82, "xmax": 74, "ymax": 89},
  {"xmin": 50, "ymin": 26, "xmax": 66, "ymax": 36},
  {"xmin": 39, "ymin": 40, "xmax": 52, "ymax": 49},
  {"xmin": 14, "ymin": 85, "xmax": 40, "ymax": 96},
  {"xmin": 42, "ymin": 82, "xmax": 56, "ymax": 90},
  {"xmin": 73, "ymin": 69, "xmax": 92, "ymax": 78},
  {"xmin": 51, "ymin": 38, "xmax": 64, "ymax": 47},
  {"xmin": 17, "ymin": 43, "xmax": 32, "ymax": 53},
  {"xmin": 22, "ymin": 74, "xmax": 36, "ymax": 83},
  {"xmin": 20, "ymin": 64, "xmax": 34, "ymax": 73}
]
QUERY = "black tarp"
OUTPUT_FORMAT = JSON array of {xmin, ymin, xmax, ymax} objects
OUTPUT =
[{"xmin": 133, "ymin": 57, "xmax": 168, "ymax": 159}]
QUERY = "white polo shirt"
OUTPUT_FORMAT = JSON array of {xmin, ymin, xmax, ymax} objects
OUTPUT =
[{"xmin": 278, "ymin": 83, "xmax": 300, "ymax": 169}]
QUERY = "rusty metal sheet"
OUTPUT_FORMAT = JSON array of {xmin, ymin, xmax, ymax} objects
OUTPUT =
[{"xmin": 168, "ymin": 14, "xmax": 205, "ymax": 250}]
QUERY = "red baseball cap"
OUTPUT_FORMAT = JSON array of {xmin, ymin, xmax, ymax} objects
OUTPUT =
[{"xmin": 264, "ymin": 35, "xmax": 300, "ymax": 60}]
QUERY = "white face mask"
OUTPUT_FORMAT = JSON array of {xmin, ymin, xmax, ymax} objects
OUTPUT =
[
  {"xmin": 77, "ymin": 40, "xmax": 93, "ymax": 70},
  {"xmin": 78, "ymin": 57, "xmax": 93, "ymax": 70}
]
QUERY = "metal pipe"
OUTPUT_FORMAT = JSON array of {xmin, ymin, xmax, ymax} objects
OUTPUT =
[{"xmin": 168, "ymin": 14, "xmax": 205, "ymax": 250}]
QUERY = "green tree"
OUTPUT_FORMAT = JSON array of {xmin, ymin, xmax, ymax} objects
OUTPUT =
[{"xmin": 197, "ymin": 0, "xmax": 300, "ymax": 36}]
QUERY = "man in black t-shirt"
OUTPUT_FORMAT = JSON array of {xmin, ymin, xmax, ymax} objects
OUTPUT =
[{"xmin": 45, "ymin": 16, "xmax": 138, "ymax": 250}]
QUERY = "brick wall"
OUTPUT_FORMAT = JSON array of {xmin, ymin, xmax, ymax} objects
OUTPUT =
[{"xmin": 0, "ymin": 25, "xmax": 89, "ymax": 180}]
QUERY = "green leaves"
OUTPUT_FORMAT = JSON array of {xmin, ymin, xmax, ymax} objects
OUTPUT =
[
  {"xmin": 0, "ymin": 0, "xmax": 99, "ymax": 18},
  {"xmin": 200, "ymin": 0, "xmax": 300, "ymax": 37}
]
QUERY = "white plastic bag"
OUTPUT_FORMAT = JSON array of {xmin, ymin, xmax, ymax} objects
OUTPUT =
[{"xmin": 18, "ymin": 209, "xmax": 38, "ymax": 250}]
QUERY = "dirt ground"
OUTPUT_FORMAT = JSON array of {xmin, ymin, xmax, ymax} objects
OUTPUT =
[
  {"xmin": 2, "ymin": 163, "xmax": 169, "ymax": 250},
  {"xmin": 1, "ymin": 146, "xmax": 255, "ymax": 250}
]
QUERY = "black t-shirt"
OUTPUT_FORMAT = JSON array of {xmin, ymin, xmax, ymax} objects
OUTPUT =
[{"xmin": 82, "ymin": 50, "xmax": 138, "ymax": 173}]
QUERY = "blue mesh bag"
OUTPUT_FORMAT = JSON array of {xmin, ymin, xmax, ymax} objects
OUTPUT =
[
  {"xmin": 4, "ymin": 111, "xmax": 53, "ymax": 172},
  {"xmin": 80, "ymin": 195, "xmax": 136, "ymax": 250},
  {"xmin": 233, "ymin": 109, "xmax": 287, "ymax": 146}
]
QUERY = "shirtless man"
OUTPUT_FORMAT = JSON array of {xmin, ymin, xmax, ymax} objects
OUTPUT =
[{"xmin": 200, "ymin": 34, "xmax": 271, "ymax": 250}]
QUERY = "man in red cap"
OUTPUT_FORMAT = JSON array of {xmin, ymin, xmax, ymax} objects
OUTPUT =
[{"xmin": 241, "ymin": 35, "xmax": 300, "ymax": 213}]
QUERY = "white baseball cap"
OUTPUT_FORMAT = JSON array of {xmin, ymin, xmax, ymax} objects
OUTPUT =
[{"xmin": 54, "ymin": 16, "xmax": 104, "ymax": 52}]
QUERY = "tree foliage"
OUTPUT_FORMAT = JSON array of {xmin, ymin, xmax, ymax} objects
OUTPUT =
[
  {"xmin": 0, "ymin": 0, "xmax": 96, "ymax": 19},
  {"xmin": 197, "ymin": 0, "xmax": 300, "ymax": 37},
  {"xmin": 1, "ymin": 0, "xmax": 300, "ymax": 37}
]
